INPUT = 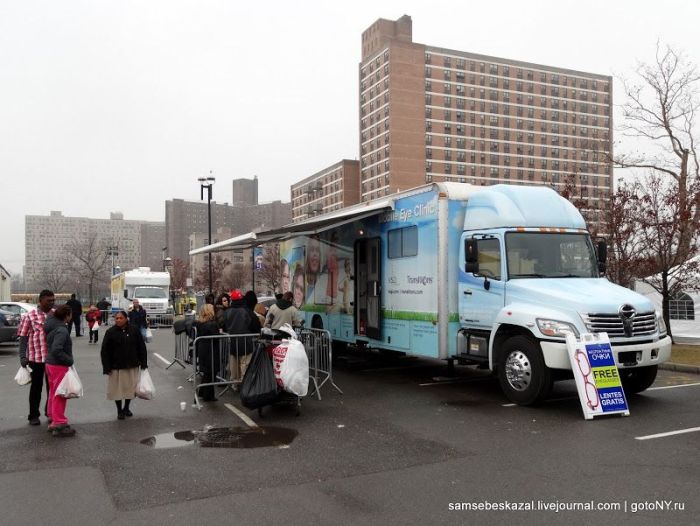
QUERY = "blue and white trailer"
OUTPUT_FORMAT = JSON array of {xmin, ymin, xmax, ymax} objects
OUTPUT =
[{"xmin": 193, "ymin": 183, "xmax": 671, "ymax": 404}]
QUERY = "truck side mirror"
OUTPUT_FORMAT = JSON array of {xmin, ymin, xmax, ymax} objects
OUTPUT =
[
  {"xmin": 465, "ymin": 239, "xmax": 479, "ymax": 274},
  {"xmin": 123, "ymin": 289, "xmax": 128, "ymax": 299},
  {"xmin": 596, "ymin": 240, "xmax": 607, "ymax": 274}
]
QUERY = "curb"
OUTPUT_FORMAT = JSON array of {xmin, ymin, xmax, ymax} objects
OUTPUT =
[{"xmin": 659, "ymin": 362, "xmax": 700, "ymax": 375}]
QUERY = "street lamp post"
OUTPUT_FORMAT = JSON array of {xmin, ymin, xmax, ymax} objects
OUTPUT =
[{"xmin": 198, "ymin": 174, "xmax": 216, "ymax": 294}]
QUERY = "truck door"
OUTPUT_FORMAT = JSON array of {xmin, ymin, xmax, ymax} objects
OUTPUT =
[
  {"xmin": 355, "ymin": 237, "xmax": 382, "ymax": 340},
  {"xmin": 460, "ymin": 234, "xmax": 505, "ymax": 330}
]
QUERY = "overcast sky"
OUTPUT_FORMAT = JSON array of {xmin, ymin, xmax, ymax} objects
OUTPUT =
[{"xmin": 1, "ymin": 0, "xmax": 699, "ymax": 275}]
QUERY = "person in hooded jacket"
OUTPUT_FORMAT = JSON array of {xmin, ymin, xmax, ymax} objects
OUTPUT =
[
  {"xmin": 223, "ymin": 290, "xmax": 260, "ymax": 335},
  {"xmin": 214, "ymin": 293, "xmax": 230, "ymax": 330},
  {"xmin": 244, "ymin": 291, "xmax": 266, "ymax": 328},
  {"xmin": 223, "ymin": 290, "xmax": 260, "ymax": 381},
  {"xmin": 265, "ymin": 291, "xmax": 303, "ymax": 330},
  {"xmin": 101, "ymin": 310, "xmax": 148, "ymax": 420},
  {"xmin": 44, "ymin": 305, "xmax": 76, "ymax": 437}
]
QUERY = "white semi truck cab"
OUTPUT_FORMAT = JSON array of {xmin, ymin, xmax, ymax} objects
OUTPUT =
[{"xmin": 457, "ymin": 185, "xmax": 671, "ymax": 404}]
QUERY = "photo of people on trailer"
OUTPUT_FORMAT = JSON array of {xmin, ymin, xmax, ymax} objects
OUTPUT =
[{"xmin": 292, "ymin": 264, "xmax": 305, "ymax": 309}]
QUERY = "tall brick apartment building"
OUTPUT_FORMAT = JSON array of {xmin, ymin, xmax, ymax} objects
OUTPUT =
[{"xmin": 359, "ymin": 16, "xmax": 612, "ymax": 222}]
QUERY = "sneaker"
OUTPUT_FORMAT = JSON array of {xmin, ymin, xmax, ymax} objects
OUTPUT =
[
  {"xmin": 28, "ymin": 417, "xmax": 40, "ymax": 426},
  {"xmin": 117, "ymin": 411, "xmax": 125, "ymax": 420},
  {"xmin": 52, "ymin": 425, "xmax": 76, "ymax": 437},
  {"xmin": 123, "ymin": 409, "xmax": 133, "ymax": 417}
]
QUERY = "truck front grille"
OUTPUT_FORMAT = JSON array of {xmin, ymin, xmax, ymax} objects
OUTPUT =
[{"xmin": 582, "ymin": 312, "xmax": 657, "ymax": 339}]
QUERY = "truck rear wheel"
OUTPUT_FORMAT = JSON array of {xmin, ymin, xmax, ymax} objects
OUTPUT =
[
  {"xmin": 498, "ymin": 336, "xmax": 552, "ymax": 406},
  {"xmin": 619, "ymin": 365, "xmax": 658, "ymax": 394}
]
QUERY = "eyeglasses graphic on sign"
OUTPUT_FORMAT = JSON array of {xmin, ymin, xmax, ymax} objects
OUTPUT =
[{"xmin": 575, "ymin": 349, "xmax": 599, "ymax": 410}]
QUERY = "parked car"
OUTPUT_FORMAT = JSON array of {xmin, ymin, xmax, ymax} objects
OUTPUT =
[
  {"xmin": 0, "ymin": 302, "xmax": 36, "ymax": 319},
  {"xmin": 0, "ymin": 308, "xmax": 21, "ymax": 344}
]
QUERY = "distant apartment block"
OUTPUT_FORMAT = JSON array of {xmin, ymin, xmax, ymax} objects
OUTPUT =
[
  {"xmin": 232, "ymin": 176, "xmax": 259, "ymax": 206},
  {"xmin": 167, "ymin": 198, "xmax": 291, "ymax": 263},
  {"xmin": 290, "ymin": 159, "xmax": 360, "ymax": 223},
  {"xmin": 359, "ymin": 15, "xmax": 612, "ymax": 222},
  {"xmin": 24, "ymin": 211, "xmax": 165, "ymax": 288}
]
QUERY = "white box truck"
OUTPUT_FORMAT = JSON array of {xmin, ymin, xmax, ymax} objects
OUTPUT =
[
  {"xmin": 110, "ymin": 267, "xmax": 171, "ymax": 315},
  {"xmin": 191, "ymin": 183, "xmax": 672, "ymax": 405}
]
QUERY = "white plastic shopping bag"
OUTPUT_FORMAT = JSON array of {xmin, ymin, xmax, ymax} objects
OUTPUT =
[
  {"xmin": 145, "ymin": 328, "xmax": 153, "ymax": 343},
  {"xmin": 272, "ymin": 339, "xmax": 309, "ymax": 397},
  {"xmin": 55, "ymin": 367, "xmax": 84, "ymax": 399},
  {"xmin": 14, "ymin": 366, "xmax": 32, "ymax": 386},
  {"xmin": 135, "ymin": 369, "xmax": 155, "ymax": 400}
]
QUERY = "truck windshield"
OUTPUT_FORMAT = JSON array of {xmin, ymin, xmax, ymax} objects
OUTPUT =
[
  {"xmin": 134, "ymin": 287, "xmax": 167, "ymax": 299},
  {"xmin": 505, "ymin": 232, "xmax": 598, "ymax": 279}
]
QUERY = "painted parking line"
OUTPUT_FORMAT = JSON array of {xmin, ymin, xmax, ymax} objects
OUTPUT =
[
  {"xmin": 152, "ymin": 352, "xmax": 171, "ymax": 366},
  {"xmin": 224, "ymin": 403, "xmax": 260, "ymax": 429},
  {"xmin": 647, "ymin": 382, "xmax": 700, "ymax": 391},
  {"xmin": 635, "ymin": 426, "xmax": 700, "ymax": 441}
]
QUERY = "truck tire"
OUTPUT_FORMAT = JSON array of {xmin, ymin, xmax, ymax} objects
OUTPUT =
[
  {"xmin": 619, "ymin": 365, "xmax": 658, "ymax": 394},
  {"xmin": 497, "ymin": 336, "xmax": 552, "ymax": 405}
]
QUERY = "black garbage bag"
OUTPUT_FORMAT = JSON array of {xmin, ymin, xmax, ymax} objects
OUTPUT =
[{"xmin": 240, "ymin": 344, "xmax": 279, "ymax": 409}]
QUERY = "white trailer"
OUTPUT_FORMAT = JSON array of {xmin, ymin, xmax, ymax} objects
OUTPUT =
[{"xmin": 110, "ymin": 267, "xmax": 171, "ymax": 315}]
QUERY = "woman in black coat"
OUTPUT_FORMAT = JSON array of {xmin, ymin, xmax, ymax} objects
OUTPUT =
[
  {"xmin": 193, "ymin": 304, "xmax": 220, "ymax": 402},
  {"xmin": 100, "ymin": 310, "xmax": 148, "ymax": 420}
]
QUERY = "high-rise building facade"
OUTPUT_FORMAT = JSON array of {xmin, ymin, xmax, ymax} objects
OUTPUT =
[
  {"xmin": 232, "ymin": 177, "xmax": 259, "ymax": 206},
  {"xmin": 24, "ymin": 211, "xmax": 165, "ymax": 288},
  {"xmin": 359, "ymin": 16, "xmax": 612, "ymax": 220},
  {"xmin": 290, "ymin": 159, "xmax": 360, "ymax": 223}
]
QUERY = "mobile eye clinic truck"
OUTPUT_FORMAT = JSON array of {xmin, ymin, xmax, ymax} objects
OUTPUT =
[{"xmin": 192, "ymin": 183, "xmax": 671, "ymax": 405}]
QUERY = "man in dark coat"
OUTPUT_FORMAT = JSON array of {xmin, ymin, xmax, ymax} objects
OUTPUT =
[
  {"xmin": 65, "ymin": 294, "xmax": 83, "ymax": 337},
  {"xmin": 128, "ymin": 299, "xmax": 148, "ymax": 340}
]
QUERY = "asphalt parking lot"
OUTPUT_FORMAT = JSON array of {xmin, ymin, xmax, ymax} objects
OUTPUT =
[{"xmin": 0, "ymin": 330, "xmax": 698, "ymax": 526}]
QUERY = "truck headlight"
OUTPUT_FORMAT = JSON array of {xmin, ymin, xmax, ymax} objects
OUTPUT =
[
  {"xmin": 656, "ymin": 311, "xmax": 667, "ymax": 336},
  {"xmin": 536, "ymin": 319, "xmax": 580, "ymax": 338}
]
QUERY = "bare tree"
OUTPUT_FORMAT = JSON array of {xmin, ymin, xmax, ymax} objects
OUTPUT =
[
  {"xmin": 615, "ymin": 43, "xmax": 700, "ymax": 259},
  {"xmin": 257, "ymin": 244, "xmax": 281, "ymax": 294},
  {"xmin": 613, "ymin": 43, "xmax": 700, "ymax": 336},
  {"xmin": 625, "ymin": 174, "xmax": 700, "ymax": 338},
  {"xmin": 194, "ymin": 254, "xmax": 231, "ymax": 293},
  {"xmin": 64, "ymin": 231, "xmax": 111, "ymax": 304},
  {"xmin": 170, "ymin": 258, "xmax": 190, "ymax": 291},
  {"xmin": 35, "ymin": 259, "xmax": 71, "ymax": 293},
  {"xmin": 221, "ymin": 261, "xmax": 253, "ymax": 292}
]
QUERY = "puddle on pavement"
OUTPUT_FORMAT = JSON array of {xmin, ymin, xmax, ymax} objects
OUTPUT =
[
  {"xmin": 141, "ymin": 426, "xmax": 297, "ymax": 449},
  {"xmin": 140, "ymin": 430, "xmax": 196, "ymax": 448}
]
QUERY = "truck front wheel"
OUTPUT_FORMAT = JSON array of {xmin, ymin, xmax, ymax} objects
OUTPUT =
[
  {"xmin": 497, "ymin": 336, "xmax": 552, "ymax": 405},
  {"xmin": 619, "ymin": 365, "xmax": 658, "ymax": 394}
]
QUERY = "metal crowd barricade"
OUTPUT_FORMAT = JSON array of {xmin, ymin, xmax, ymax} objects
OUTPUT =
[
  {"xmin": 169, "ymin": 324, "xmax": 196, "ymax": 370},
  {"xmin": 298, "ymin": 328, "xmax": 343, "ymax": 401},
  {"xmin": 147, "ymin": 313, "xmax": 174, "ymax": 328},
  {"xmin": 191, "ymin": 333, "xmax": 258, "ymax": 410}
]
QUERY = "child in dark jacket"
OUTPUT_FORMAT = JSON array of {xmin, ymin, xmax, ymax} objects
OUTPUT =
[{"xmin": 45, "ymin": 305, "xmax": 76, "ymax": 437}]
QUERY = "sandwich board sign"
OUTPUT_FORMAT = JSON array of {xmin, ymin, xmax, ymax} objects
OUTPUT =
[{"xmin": 565, "ymin": 333, "xmax": 629, "ymax": 420}]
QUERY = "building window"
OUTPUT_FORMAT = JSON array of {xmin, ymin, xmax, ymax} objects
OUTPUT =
[{"xmin": 670, "ymin": 293, "xmax": 695, "ymax": 320}]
